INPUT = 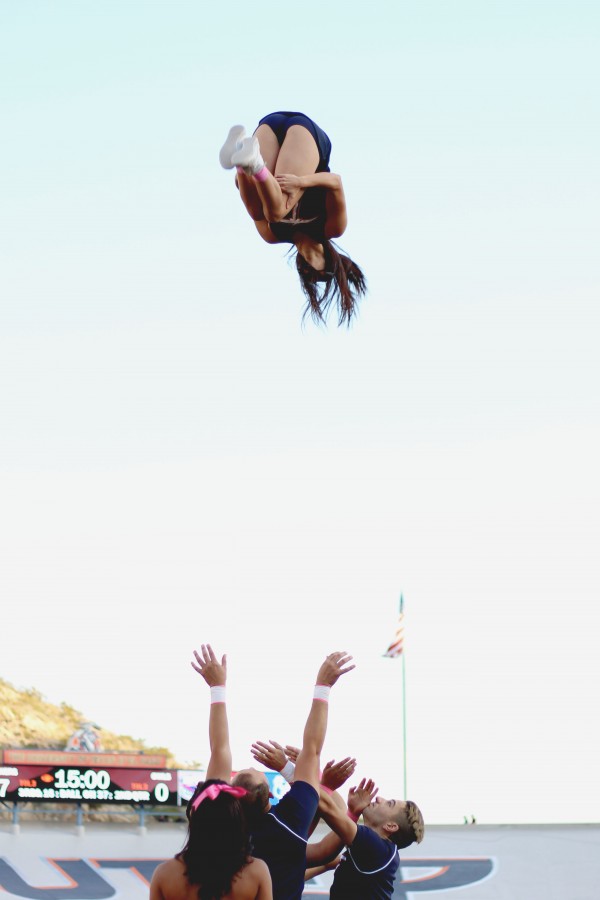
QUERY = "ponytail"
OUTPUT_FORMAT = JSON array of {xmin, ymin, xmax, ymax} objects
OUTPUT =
[{"xmin": 295, "ymin": 240, "xmax": 366, "ymax": 326}]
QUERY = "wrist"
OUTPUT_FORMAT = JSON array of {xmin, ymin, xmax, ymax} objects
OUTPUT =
[
  {"xmin": 280, "ymin": 760, "xmax": 295, "ymax": 783},
  {"xmin": 313, "ymin": 684, "xmax": 331, "ymax": 702},
  {"xmin": 210, "ymin": 685, "xmax": 226, "ymax": 704},
  {"xmin": 347, "ymin": 808, "xmax": 359, "ymax": 822}
]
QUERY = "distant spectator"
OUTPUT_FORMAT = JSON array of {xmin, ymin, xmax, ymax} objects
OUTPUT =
[{"xmin": 65, "ymin": 722, "xmax": 102, "ymax": 752}]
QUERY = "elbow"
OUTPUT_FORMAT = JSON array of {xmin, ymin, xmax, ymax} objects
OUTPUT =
[
  {"xmin": 325, "ymin": 222, "xmax": 347, "ymax": 240},
  {"xmin": 268, "ymin": 205, "xmax": 288, "ymax": 223}
]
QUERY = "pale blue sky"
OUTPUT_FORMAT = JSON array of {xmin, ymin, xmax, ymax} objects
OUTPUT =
[{"xmin": 1, "ymin": 1, "xmax": 599, "ymax": 824}]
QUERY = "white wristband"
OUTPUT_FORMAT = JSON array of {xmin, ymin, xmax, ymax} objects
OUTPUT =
[
  {"xmin": 313, "ymin": 684, "xmax": 331, "ymax": 702},
  {"xmin": 210, "ymin": 685, "xmax": 226, "ymax": 704},
  {"xmin": 281, "ymin": 760, "xmax": 296, "ymax": 783}
]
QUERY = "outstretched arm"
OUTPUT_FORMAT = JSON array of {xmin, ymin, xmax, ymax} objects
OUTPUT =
[
  {"xmin": 191, "ymin": 644, "xmax": 231, "ymax": 782},
  {"xmin": 294, "ymin": 652, "xmax": 355, "ymax": 792}
]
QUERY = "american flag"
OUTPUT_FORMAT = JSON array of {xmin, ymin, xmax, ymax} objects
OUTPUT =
[{"xmin": 383, "ymin": 595, "xmax": 405, "ymax": 658}]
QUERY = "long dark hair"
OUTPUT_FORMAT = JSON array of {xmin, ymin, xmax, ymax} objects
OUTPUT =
[
  {"xmin": 295, "ymin": 240, "xmax": 366, "ymax": 327},
  {"xmin": 178, "ymin": 779, "xmax": 251, "ymax": 900}
]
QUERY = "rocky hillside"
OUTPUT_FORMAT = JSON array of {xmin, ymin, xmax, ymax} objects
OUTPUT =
[{"xmin": 0, "ymin": 677, "xmax": 175, "ymax": 762}]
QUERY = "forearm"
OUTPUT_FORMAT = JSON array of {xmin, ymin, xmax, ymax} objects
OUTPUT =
[
  {"xmin": 209, "ymin": 702, "xmax": 230, "ymax": 754},
  {"xmin": 206, "ymin": 697, "xmax": 232, "ymax": 780},
  {"xmin": 305, "ymin": 865, "xmax": 328, "ymax": 881},
  {"xmin": 303, "ymin": 697, "xmax": 329, "ymax": 755},
  {"xmin": 295, "ymin": 653, "xmax": 354, "ymax": 789},
  {"xmin": 305, "ymin": 861, "xmax": 339, "ymax": 880},
  {"xmin": 298, "ymin": 173, "xmax": 342, "ymax": 192},
  {"xmin": 306, "ymin": 829, "xmax": 345, "ymax": 866},
  {"xmin": 294, "ymin": 698, "xmax": 328, "ymax": 787},
  {"xmin": 318, "ymin": 790, "xmax": 357, "ymax": 846},
  {"xmin": 321, "ymin": 786, "xmax": 347, "ymax": 814},
  {"xmin": 191, "ymin": 646, "xmax": 231, "ymax": 781}
]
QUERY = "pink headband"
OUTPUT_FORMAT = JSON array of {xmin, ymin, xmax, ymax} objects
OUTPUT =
[{"xmin": 191, "ymin": 783, "xmax": 247, "ymax": 811}]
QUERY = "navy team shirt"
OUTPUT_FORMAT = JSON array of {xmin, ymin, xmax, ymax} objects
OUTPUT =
[
  {"xmin": 250, "ymin": 780, "xmax": 318, "ymax": 900},
  {"xmin": 330, "ymin": 824, "xmax": 400, "ymax": 899}
]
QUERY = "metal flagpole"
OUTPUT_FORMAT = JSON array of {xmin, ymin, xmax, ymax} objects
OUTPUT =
[
  {"xmin": 402, "ymin": 640, "xmax": 407, "ymax": 800},
  {"xmin": 383, "ymin": 593, "xmax": 407, "ymax": 799},
  {"xmin": 399, "ymin": 594, "xmax": 407, "ymax": 800}
]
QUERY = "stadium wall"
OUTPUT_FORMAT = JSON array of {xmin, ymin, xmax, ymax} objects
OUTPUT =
[{"xmin": 0, "ymin": 821, "xmax": 598, "ymax": 898}]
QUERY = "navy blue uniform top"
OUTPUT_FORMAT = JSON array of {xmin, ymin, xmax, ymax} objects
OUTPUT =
[
  {"xmin": 330, "ymin": 825, "xmax": 400, "ymax": 900},
  {"xmin": 250, "ymin": 780, "xmax": 319, "ymax": 900}
]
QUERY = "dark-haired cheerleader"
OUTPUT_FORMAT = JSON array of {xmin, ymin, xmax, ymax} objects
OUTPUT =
[{"xmin": 220, "ymin": 112, "xmax": 366, "ymax": 326}]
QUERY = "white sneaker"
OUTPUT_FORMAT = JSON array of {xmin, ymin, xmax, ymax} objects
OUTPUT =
[
  {"xmin": 219, "ymin": 125, "xmax": 246, "ymax": 169},
  {"xmin": 231, "ymin": 136, "xmax": 265, "ymax": 175}
]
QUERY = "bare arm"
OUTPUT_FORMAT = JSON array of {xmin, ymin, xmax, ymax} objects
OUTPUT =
[
  {"xmin": 315, "ymin": 788, "xmax": 358, "ymax": 848},
  {"xmin": 149, "ymin": 864, "xmax": 167, "ymax": 900},
  {"xmin": 314, "ymin": 759, "xmax": 357, "ymax": 829},
  {"xmin": 306, "ymin": 787, "xmax": 354, "ymax": 864},
  {"xmin": 305, "ymin": 764, "xmax": 359, "ymax": 862},
  {"xmin": 305, "ymin": 856, "xmax": 342, "ymax": 881},
  {"xmin": 191, "ymin": 644, "xmax": 232, "ymax": 782},
  {"xmin": 305, "ymin": 825, "xmax": 346, "ymax": 866},
  {"xmin": 294, "ymin": 652, "xmax": 355, "ymax": 791},
  {"xmin": 278, "ymin": 173, "xmax": 343, "ymax": 192},
  {"xmin": 253, "ymin": 858, "xmax": 273, "ymax": 900},
  {"xmin": 313, "ymin": 778, "xmax": 379, "ymax": 855}
]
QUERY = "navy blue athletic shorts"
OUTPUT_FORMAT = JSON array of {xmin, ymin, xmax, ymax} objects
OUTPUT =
[{"xmin": 256, "ymin": 111, "xmax": 331, "ymax": 172}]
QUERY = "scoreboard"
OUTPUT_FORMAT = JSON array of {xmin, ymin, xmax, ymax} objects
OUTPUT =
[{"xmin": 0, "ymin": 764, "xmax": 178, "ymax": 805}]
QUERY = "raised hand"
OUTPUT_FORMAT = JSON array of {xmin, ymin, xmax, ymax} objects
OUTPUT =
[
  {"xmin": 321, "ymin": 757, "xmax": 357, "ymax": 791},
  {"xmin": 191, "ymin": 644, "xmax": 227, "ymax": 687},
  {"xmin": 285, "ymin": 744, "xmax": 301, "ymax": 763},
  {"xmin": 251, "ymin": 740, "xmax": 287, "ymax": 772},
  {"xmin": 348, "ymin": 778, "xmax": 378, "ymax": 819},
  {"xmin": 316, "ymin": 652, "xmax": 355, "ymax": 687}
]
